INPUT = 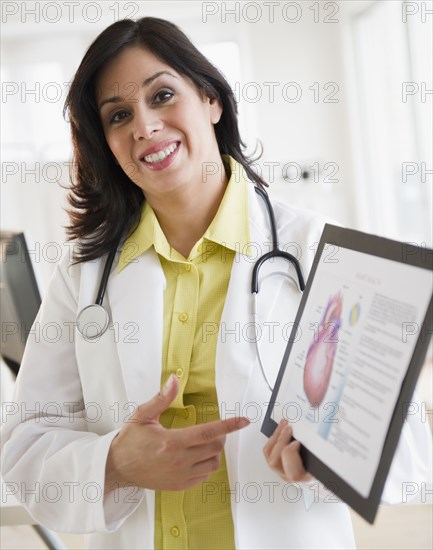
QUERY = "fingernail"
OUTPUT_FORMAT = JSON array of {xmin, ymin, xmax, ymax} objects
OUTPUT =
[
  {"xmin": 234, "ymin": 417, "xmax": 250, "ymax": 428},
  {"xmin": 161, "ymin": 374, "xmax": 175, "ymax": 397}
]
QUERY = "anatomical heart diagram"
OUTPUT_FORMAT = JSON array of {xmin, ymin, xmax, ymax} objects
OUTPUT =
[{"xmin": 303, "ymin": 292, "xmax": 343, "ymax": 407}]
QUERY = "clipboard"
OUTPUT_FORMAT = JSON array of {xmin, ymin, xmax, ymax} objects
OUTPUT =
[{"xmin": 261, "ymin": 224, "xmax": 433, "ymax": 524}]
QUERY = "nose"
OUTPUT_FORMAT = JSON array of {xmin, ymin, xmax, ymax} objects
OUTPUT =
[{"xmin": 132, "ymin": 107, "xmax": 163, "ymax": 141}]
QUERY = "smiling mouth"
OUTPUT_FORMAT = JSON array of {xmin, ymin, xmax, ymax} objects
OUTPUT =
[{"xmin": 140, "ymin": 142, "xmax": 179, "ymax": 164}]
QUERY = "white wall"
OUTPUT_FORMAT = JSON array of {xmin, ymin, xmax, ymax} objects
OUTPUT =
[{"xmin": 241, "ymin": 8, "xmax": 356, "ymax": 222}]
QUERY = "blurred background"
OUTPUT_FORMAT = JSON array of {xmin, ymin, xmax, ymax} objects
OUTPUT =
[
  {"xmin": 2, "ymin": 0, "xmax": 432, "ymax": 291},
  {"xmin": 1, "ymin": 1, "xmax": 432, "ymax": 548}
]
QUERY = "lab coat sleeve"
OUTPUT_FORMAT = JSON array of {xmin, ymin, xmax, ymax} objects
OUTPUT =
[
  {"xmin": 0, "ymin": 257, "xmax": 145, "ymax": 533},
  {"xmin": 381, "ymin": 388, "xmax": 432, "ymax": 504}
]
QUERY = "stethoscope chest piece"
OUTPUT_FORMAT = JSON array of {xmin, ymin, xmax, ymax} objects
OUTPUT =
[{"xmin": 76, "ymin": 304, "xmax": 110, "ymax": 340}]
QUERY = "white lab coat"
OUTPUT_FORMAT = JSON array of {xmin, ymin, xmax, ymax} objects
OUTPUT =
[{"xmin": 1, "ymin": 184, "xmax": 431, "ymax": 549}]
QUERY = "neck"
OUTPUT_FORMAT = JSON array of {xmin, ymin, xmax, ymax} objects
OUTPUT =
[{"xmin": 148, "ymin": 157, "xmax": 229, "ymax": 258}]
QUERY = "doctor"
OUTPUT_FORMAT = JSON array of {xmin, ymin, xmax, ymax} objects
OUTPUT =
[{"xmin": 1, "ymin": 16, "xmax": 431, "ymax": 550}]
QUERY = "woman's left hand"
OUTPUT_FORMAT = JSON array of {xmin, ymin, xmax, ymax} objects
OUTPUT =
[{"xmin": 263, "ymin": 419, "xmax": 314, "ymax": 483}]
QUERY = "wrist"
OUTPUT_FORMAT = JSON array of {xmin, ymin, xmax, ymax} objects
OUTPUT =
[{"xmin": 104, "ymin": 434, "xmax": 124, "ymax": 494}]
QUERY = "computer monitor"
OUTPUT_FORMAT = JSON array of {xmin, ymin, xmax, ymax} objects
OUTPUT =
[{"xmin": 0, "ymin": 232, "xmax": 41, "ymax": 376}]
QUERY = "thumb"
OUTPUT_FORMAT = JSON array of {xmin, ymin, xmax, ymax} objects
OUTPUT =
[{"xmin": 134, "ymin": 374, "xmax": 179, "ymax": 424}]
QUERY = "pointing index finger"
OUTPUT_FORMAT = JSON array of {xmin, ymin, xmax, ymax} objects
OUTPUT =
[{"xmin": 185, "ymin": 417, "xmax": 250, "ymax": 446}]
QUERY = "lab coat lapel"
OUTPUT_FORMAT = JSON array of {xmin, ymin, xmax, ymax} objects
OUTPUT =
[
  {"xmin": 247, "ymin": 186, "xmax": 302, "ymax": 387},
  {"xmin": 75, "ymin": 257, "xmax": 129, "ymax": 433},
  {"xmin": 216, "ymin": 183, "xmax": 297, "ymax": 396},
  {"xmin": 107, "ymin": 249, "xmax": 165, "ymax": 407},
  {"xmin": 215, "ymin": 184, "xmax": 269, "ymax": 404},
  {"xmin": 216, "ymin": 184, "xmax": 287, "ymax": 493}
]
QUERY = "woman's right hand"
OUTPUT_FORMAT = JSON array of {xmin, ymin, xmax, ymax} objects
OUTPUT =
[{"xmin": 104, "ymin": 374, "xmax": 249, "ymax": 493}]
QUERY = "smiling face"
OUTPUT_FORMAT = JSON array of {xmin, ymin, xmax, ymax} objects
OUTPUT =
[{"xmin": 96, "ymin": 46, "xmax": 224, "ymax": 203}]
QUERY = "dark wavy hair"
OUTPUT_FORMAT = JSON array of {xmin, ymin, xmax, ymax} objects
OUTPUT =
[{"xmin": 64, "ymin": 16, "xmax": 266, "ymax": 263}]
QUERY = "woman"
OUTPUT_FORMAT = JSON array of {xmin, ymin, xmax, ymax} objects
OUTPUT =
[{"xmin": 1, "ymin": 17, "xmax": 430, "ymax": 550}]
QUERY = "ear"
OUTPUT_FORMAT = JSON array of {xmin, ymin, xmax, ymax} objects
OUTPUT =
[{"xmin": 208, "ymin": 96, "xmax": 223, "ymax": 125}]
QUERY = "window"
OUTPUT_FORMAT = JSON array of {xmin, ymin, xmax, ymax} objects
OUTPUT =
[{"xmin": 352, "ymin": 0, "xmax": 432, "ymax": 245}]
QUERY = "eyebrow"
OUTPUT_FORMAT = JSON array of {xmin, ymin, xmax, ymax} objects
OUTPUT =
[{"xmin": 98, "ymin": 71, "xmax": 177, "ymax": 110}]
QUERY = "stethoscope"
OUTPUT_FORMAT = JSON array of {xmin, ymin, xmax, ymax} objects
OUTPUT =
[{"xmin": 76, "ymin": 186, "xmax": 305, "ymax": 390}]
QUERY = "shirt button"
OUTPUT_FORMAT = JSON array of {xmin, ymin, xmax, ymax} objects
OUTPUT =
[
  {"xmin": 184, "ymin": 264, "xmax": 191, "ymax": 272},
  {"xmin": 175, "ymin": 368, "xmax": 183, "ymax": 378},
  {"xmin": 183, "ymin": 408, "xmax": 190, "ymax": 419},
  {"xmin": 170, "ymin": 526, "xmax": 180, "ymax": 538},
  {"xmin": 178, "ymin": 312, "xmax": 188, "ymax": 323}
]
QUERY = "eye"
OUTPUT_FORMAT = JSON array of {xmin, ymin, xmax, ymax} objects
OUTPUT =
[
  {"xmin": 109, "ymin": 110, "xmax": 130, "ymax": 124},
  {"xmin": 153, "ymin": 89, "xmax": 174, "ymax": 104}
]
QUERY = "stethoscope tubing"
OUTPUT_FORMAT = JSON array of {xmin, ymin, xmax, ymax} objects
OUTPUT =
[
  {"xmin": 76, "ymin": 238, "xmax": 120, "ymax": 340},
  {"xmin": 76, "ymin": 187, "xmax": 305, "ymax": 391}
]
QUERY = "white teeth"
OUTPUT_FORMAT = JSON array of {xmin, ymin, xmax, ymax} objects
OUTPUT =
[{"xmin": 143, "ymin": 143, "xmax": 178, "ymax": 163}]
